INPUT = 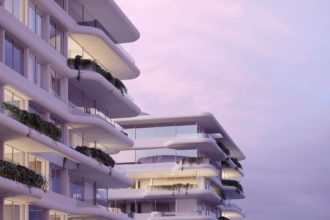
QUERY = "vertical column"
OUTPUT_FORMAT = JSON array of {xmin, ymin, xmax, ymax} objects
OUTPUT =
[
  {"xmin": 0, "ymin": 141, "xmax": 4, "ymax": 160},
  {"xmin": 0, "ymin": 198, "xmax": 4, "ymax": 220},
  {"xmin": 41, "ymin": 64, "xmax": 51, "ymax": 92},
  {"xmin": 44, "ymin": 209, "xmax": 50, "ymax": 220},
  {"xmin": 23, "ymin": 48, "xmax": 30, "ymax": 79},
  {"xmin": 0, "ymin": 0, "xmax": 4, "ymax": 7},
  {"xmin": 63, "ymin": 32, "xmax": 68, "ymax": 58},
  {"xmin": 61, "ymin": 78, "xmax": 68, "ymax": 103},
  {"xmin": 62, "ymin": 168, "xmax": 70, "ymax": 196},
  {"xmin": 63, "ymin": 0, "xmax": 69, "ymax": 13},
  {"xmin": 0, "ymin": 29, "xmax": 5, "ymax": 63},
  {"xmin": 0, "ymin": 84, "xmax": 4, "ymax": 112},
  {"xmin": 62, "ymin": 123, "xmax": 69, "ymax": 145},
  {"xmin": 42, "ymin": 14, "xmax": 50, "ymax": 42}
]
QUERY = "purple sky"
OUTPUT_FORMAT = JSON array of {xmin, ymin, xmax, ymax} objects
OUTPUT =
[{"xmin": 117, "ymin": 1, "xmax": 330, "ymax": 219}]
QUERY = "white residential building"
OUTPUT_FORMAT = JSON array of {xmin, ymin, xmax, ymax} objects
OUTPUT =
[
  {"xmin": 0, "ymin": 1, "xmax": 246, "ymax": 220},
  {"xmin": 111, "ymin": 113, "xmax": 246, "ymax": 220},
  {"xmin": 0, "ymin": 0, "xmax": 141, "ymax": 219}
]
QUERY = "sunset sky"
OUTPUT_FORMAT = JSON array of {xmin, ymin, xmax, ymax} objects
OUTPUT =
[{"xmin": 117, "ymin": 1, "xmax": 330, "ymax": 219}]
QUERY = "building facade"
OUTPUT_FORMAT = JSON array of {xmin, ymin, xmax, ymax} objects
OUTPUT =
[
  {"xmin": 110, "ymin": 113, "xmax": 245, "ymax": 220},
  {"xmin": 0, "ymin": 0, "xmax": 141, "ymax": 219}
]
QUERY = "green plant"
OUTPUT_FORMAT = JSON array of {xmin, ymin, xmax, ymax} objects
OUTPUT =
[
  {"xmin": 67, "ymin": 56, "xmax": 127, "ymax": 95},
  {"xmin": 3, "ymin": 103, "xmax": 61, "ymax": 141},
  {"xmin": 221, "ymin": 179, "xmax": 243, "ymax": 192},
  {"xmin": 217, "ymin": 141, "xmax": 230, "ymax": 156},
  {"xmin": 176, "ymin": 157, "xmax": 204, "ymax": 165},
  {"xmin": 0, "ymin": 160, "xmax": 48, "ymax": 190},
  {"xmin": 75, "ymin": 146, "xmax": 115, "ymax": 168},
  {"xmin": 212, "ymin": 187, "xmax": 226, "ymax": 200},
  {"xmin": 152, "ymin": 183, "xmax": 196, "ymax": 191},
  {"xmin": 230, "ymin": 157, "xmax": 242, "ymax": 169}
]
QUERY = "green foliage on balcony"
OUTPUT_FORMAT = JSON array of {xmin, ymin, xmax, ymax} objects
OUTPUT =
[
  {"xmin": 3, "ymin": 102, "xmax": 61, "ymax": 141},
  {"xmin": 217, "ymin": 141, "xmax": 230, "ymax": 156},
  {"xmin": 212, "ymin": 187, "xmax": 227, "ymax": 200},
  {"xmin": 176, "ymin": 157, "xmax": 204, "ymax": 165},
  {"xmin": 221, "ymin": 179, "xmax": 243, "ymax": 192},
  {"xmin": 0, "ymin": 160, "xmax": 48, "ymax": 190},
  {"xmin": 68, "ymin": 56, "xmax": 127, "ymax": 95},
  {"xmin": 75, "ymin": 146, "xmax": 115, "ymax": 168},
  {"xmin": 230, "ymin": 157, "xmax": 242, "ymax": 169},
  {"xmin": 151, "ymin": 183, "xmax": 197, "ymax": 191}
]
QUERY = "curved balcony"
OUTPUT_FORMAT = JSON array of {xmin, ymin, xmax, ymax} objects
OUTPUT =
[
  {"xmin": 32, "ymin": 192, "xmax": 133, "ymax": 220},
  {"xmin": 68, "ymin": 0, "xmax": 140, "ymax": 44},
  {"xmin": 69, "ymin": 25, "xmax": 140, "ymax": 79},
  {"xmin": 0, "ymin": 113, "xmax": 133, "ymax": 188},
  {"xmin": 218, "ymin": 203, "xmax": 245, "ymax": 219},
  {"xmin": 108, "ymin": 187, "xmax": 223, "ymax": 205},
  {"xmin": 0, "ymin": 176, "xmax": 45, "ymax": 201},
  {"xmin": 0, "ymin": 64, "xmax": 133, "ymax": 152},
  {"xmin": 209, "ymin": 177, "xmax": 245, "ymax": 200}
]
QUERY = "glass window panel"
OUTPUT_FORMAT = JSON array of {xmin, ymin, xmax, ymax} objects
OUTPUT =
[
  {"xmin": 125, "ymin": 128, "xmax": 135, "ymax": 139},
  {"xmin": 49, "ymin": 21, "xmax": 56, "ymax": 49},
  {"xmin": 29, "ymin": 206, "xmax": 46, "ymax": 220},
  {"xmin": 135, "ymin": 127, "xmax": 155, "ymax": 139},
  {"xmin": 70, "ymin": 176, "xmax": 84, "ymax": 200},
  {"xmin": 4, "ymin": 0, "xmax": 13, "ymax": 14},
  {"xmin": 136, "ymin": 148, "xmax": 177, "ymax": 163},
  {"xmin": 5, "ymin": 37, "xmax": 13, "ymax": 68},
  {"xmin": 28, "ymin": 3, "xmax": 36, "ymax": 32},
  {"xmin": 28, "ymin": 154, "xmax": 36, "ymax": 171},
  {"xmin": 13, "ymin": 43, "xmax": 23, "ymax": 75},
  {"xmin": 55, "ymin": 29, "xmax": 63, "ymax": 53},
  {"xmin": 155, "ymin": 126, "xmax": 176, "ymax": 138},
  {"xmin": 176, "ymin": 124, "xmax": 198, "ymax": 137},
  {"xmin": 51, "ymin": 163, "xmax": 62, "ymax": 194},
  {"xmin": 13, "ymin": 148, "xmax": 24, "ymax": 165},
  {"xmin": 176, "ymin": 149, "xmax": 197, "ymax": 158},
  {"xmin": 36, "ymin": 12, "xmax": 42, "ymax": 37},
  {"xmin": 4, "ymin": 145, "xmax": 13, "ymax": 162}
]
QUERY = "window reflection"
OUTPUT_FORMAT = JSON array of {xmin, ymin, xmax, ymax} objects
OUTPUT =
[
  {"xmin": 49, "ymin": 20, "xmax": 64, "ymax": 54},
  {"xmin": 28, "ymin": 2, "xmax": 42, "ymax": 37},
  {"xmin": 4, "ymin": 200, "xmax": 25, "ymax": 220},
  {"xmin": 4, "ymin": 0, "xmax": 25, "ymax": 22},
  {"xmin": 70, "ymin": 175, "xmax": 84, "ymax": 201},
  {"xmin": 5, "ymin": 36, "xmax": 24, "ymax": 75},
  {"xmin": 126, "ymin": 124, "xmax": 198, "ymax": 139}
]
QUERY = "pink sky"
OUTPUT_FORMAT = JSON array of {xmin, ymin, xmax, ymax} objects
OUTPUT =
[{"xmin": 117, "ymin": 1, "xmax": 330, "ymax": 219}]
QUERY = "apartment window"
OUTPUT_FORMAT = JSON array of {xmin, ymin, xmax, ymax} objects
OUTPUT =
[
  {"xmin": 28, "ymin": 53, "xmax": 41, "ymax": 87},
  {"xmin": 5, "ymin": 36, "xmax": 24, "ymax": 75},
  {"xmin": 29, "ymin": 206, "xmax": 47, "ymax": 220},
  {"xmin": 70, "ymin": 175, "xmax": 84, "ymax": 201},
  {"xmin": 28, "ymin": 2, "xmax": 42, "ymax": 37},
  {"xmin": 50, "ymin": 211, "xmax": 67, "ymax": 220},
  {"xmin": 4, "ymin": 88, "xmax": 25, "ymax": 109},
  {"xmin": 28, "ymin": 153, "xmax": 47, "ymax": 176},
  {"xmin": 50, "ymin": 163, "xmax": 63, "ymax": 194},
  {"xmin": 4, "ymin": 200, "xmax": 26, "ymax": 220},
  {"xmin": 4, "ymin": 144, "xmax": 25, "ymax": 165},
  {"xmin": 50, "ymin": 68, "xmax": 61, "ymax": 98},
  {"xmin": 49, "ymin": 20, "xmax": 64, "ymax": 54},
  {"xmin": 4, "ymin": 0, "xmax": 25, "ymax": 22}
]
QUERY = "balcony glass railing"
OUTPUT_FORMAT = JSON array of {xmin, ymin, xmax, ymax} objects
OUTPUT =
[
  {"xmin": 68, "ymin": 0, "xmax": 135, "ymax": 63},
  {"xmin": 125, "ymin": 124, "xmax": 206, "ymax": 140},
  {"xmin": 68, "ymin": 102, "xmax": 126, "ymax": 135}
]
